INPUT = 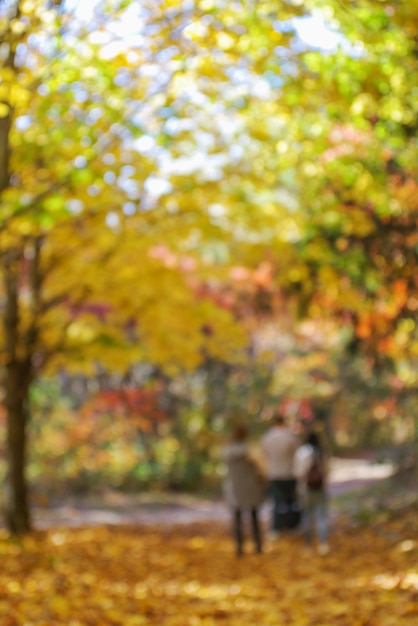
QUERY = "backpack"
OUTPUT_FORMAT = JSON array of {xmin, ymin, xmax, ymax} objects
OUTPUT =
[{"xmin": 306, "ymin": 451, "xmax": 324, "ymax": 490}]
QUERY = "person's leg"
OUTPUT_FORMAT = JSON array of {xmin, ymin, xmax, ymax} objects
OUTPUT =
[
  {"xmin": 233, "ymin": 508, "xmax": 244, "ymax": 556},
  {"xmin": 251, "ymin": 507, "xmax": 262, "ymax": 553},
  {"xmin": 283, "ymin": 479, "xmax": 295, "ymax": 506},
  {"xmin": 276, "ymin": 479, "xmax": 299, "ymax": 531},
  {"xmin": 286, "ymin": 479, "xmax": 301, "ymax": 530},
  {"xmin": 269, "ymin": 480, "xmax": 280, "ymax": 533},
  {"xmin": 275, "ymin": 480, "xmax": 290, "ymax": 531},
  {"xmin": 302, "ymin": 493, "xmax": 314, "ymax": 546},
  {"xmin": 316, "ymin": 494, "xmax": 329, "ymax": 553}
]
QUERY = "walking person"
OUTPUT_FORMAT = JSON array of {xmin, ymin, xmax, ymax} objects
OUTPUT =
[
  {"xmin": 261, "ymin": 413, "xmax": 301, "ymax": 539},
  {"xmin": 294, "ymin": 431, "xmax": 330, "ymax": 555},
  {"xmin": 222, "ymin": 424, "xmax": 265, "ymax": 557}
]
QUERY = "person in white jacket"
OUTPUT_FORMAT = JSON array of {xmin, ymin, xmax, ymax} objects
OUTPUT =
[{"xmin": 294, "ymin": 431, "xmax": 330, "ymax": 555}]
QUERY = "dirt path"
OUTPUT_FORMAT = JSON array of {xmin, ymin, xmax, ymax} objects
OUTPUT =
[{"xmin": 31, "ymin": 457, "xmax": 396, "ymax": 529}]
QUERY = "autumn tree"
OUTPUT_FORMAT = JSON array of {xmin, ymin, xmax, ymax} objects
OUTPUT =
[
  {"xmin": 187, "ymin": 0, "xmax": 418, "ymax": 409},
  {"xmin": 0, "ymin": 0, "xmax": 146, "ymax": 532},
  {"xmin": 0, "ymin": 0, "xmax": 248, "ymax": 533},
  {"xmin": 287, "ymin": 1, "xmax": 417, "ymax": 374}
]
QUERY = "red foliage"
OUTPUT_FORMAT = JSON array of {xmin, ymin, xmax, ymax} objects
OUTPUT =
[{"xmin": 80, "ymin": 388, "xmax": 168, "ymax": 431}]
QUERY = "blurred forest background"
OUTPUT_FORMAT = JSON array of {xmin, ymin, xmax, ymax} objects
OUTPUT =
[{"xmin": 0, "ymin": 0, "xmax": 417, "ymax": 533}]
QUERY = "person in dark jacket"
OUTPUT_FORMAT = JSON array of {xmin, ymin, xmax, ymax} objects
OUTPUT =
[{"xmin": 261, "ymin": 414, "xmax": 301, "ymax": 538}]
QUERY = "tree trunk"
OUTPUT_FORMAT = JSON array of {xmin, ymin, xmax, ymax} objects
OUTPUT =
[
  {"xmin": 4, "ymin": 364, "xmax": 31, "ymax": 534},
  {"xmin": 0, "ymin": 3, "xmax": 33, "ymax": 534},
  {"xmin": 2, "ymin": 251, "xmax": 33, "ymax": 533}
]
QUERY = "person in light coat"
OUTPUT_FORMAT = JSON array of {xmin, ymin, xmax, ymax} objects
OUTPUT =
[{"xmin": 223, "ymin": 424, "xmax": 265, "ymax": 556}]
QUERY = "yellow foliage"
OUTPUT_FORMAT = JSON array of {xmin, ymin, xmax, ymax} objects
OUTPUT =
[
  {"xmin": 0, "ymin": 102, "xmax": 10, "ymax": 118},
  {"xmin": 0, "ymin": 0, "xmax": 416, "ymax": 387},
  {"xmin": 343, "ymin": 210, "xmax": 375, "ymax": 237}
]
